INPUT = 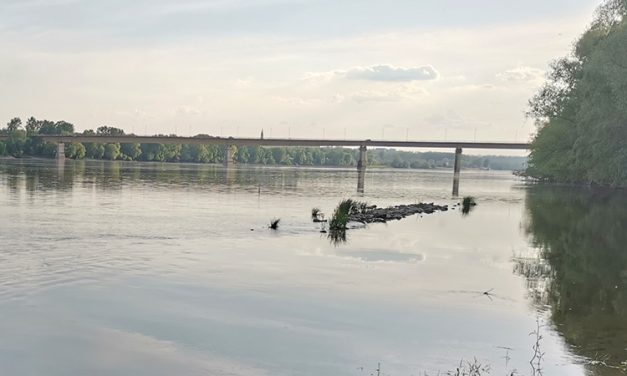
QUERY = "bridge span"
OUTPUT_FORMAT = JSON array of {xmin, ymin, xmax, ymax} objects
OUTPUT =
[
  {"xmin": 1, "ymin": 134, "xmax": 530, "ymax": 195},
  {"xmin": 28, "ymin": 135, "xmax": 529, "ymax": 150}
]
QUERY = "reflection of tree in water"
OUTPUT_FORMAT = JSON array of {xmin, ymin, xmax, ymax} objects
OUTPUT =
[
  {"xmin": 517, "ymin": 186, "xmax": 627, "ymax": 375},
  {"xmin": 0, "ymin": 160, "xmax": 315, "ymax": 194}
]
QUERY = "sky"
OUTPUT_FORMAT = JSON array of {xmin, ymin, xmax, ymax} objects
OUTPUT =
[{"xmin": 0, "ymin": 0, "xmax": 603, "ymax": 149}]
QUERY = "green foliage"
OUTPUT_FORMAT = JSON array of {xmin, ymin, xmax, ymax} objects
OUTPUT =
[
  {"xmin": 527, "ymin": 0, "xmax": 627, "ymax": 186},
  {"xmin": 6, "ymin": 117, "xmax": 22, "ymax": 132},
  {"xmin": 97, "ymin": 126, "xmax": 125, "ymax": 136},
  {"xmin": 5, "ymin": 130, "xmax": 27, "ymax": 157},
  {"xmin": 329, "ymin": 199, "xmax": 368, "ymax": 230},
  {"xmin": 121, "ymin": 143, "xmax": 141, "ymax": 160},
  {"xmin": 25, "ymin": 117, "xmax": 40, "ymax": 136},
  {"xmin": 85, "ymin": 143, "xmax": 105, "ymax": 159},
  {"xmin": 103, "ymin": 143, "xmax": 121, "ymax": 160},
  {"xmin": 54, "ymin": 121, "xmax": 74, "ymax": 135},
  {"xmin": 65, "ymin": 142, "xmax": 86, "ymax": 159}
]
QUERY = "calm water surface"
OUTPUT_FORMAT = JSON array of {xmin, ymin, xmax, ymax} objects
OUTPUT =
[{"xmin": 0, "ymin": 159, "xmax": 625, "ymax": 376}]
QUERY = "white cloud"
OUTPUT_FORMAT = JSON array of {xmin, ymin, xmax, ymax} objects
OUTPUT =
[
  {"xmin": 497, "ymin": 66, "xmax": 545, "ymax": 82},
  {"xmin": 333, "ymin": 85, "xmax": 430, "ymax": 104},
  {"xmin": 344, "ymin": 64, "xmax": 439, "ymax": 81},
  {"xmin": 308, "ymin": 64, "xmax": 439, "ymax": 83}
]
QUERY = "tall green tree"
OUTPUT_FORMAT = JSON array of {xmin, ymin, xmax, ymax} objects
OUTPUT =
[
  {"xmin": 5, "ymin": 130, "xmax": 27, "ymax": 157},
  {"xmin": 6, "ymin": 117, "xmax": 21, "ymax": 131},
  {"xmin": 527, "ymin": 0, "xmax": 627, "ymax": 187},
  {"xmin": 121, "ymin": 143, "xmax": 142, "ymax": 160},
  {"xmin": 25, "ymin": 117, "xmax": 41, "ymax": 136},
  {"xmin": 65, "ymin": 143, "xmax": 86, "ymax": 159},
  {"xmin": 104, "ymin": 143, "xmax": 121, "ymax": 160},
  {"xmin": 55, "ymin": 121, "xmax": 74, "ymax": 135}
]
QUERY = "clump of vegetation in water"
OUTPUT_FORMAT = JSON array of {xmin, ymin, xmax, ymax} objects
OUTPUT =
[
  {"xmin": 311, "ymin": 207, "xmax": 327, "ymax": 222},
  {"xmin": 329, "ymin": 199, "xmax": 368, "ymax": 230},
  {"xmin": 269, "ymin": 218, "xmax": 280, "ymax": 230},
  {"xmin": 461, "ymin": 196, "xmax": 477, "ymax": 215},
  {"xmin": 327, "ymin": 226, "xmax": 347, "ymax": 246}
]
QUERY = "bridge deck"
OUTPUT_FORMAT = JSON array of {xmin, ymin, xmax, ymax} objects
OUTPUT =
[{"xmin": 0, "ymin": 135, "xmax": 529, "ymax": 150}]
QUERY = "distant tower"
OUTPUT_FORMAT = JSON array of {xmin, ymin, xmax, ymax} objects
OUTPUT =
[{"xmin": 261, "ymin": 129, "xmax": 264, "ymax": 139}]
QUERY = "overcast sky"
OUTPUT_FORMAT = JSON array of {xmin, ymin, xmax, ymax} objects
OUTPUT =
[{"xmin": 0, "ymin": 0, "xmax": 602, "ymax": 147}]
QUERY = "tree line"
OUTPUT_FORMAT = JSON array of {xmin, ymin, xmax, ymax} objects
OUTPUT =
[
  {"xmin": 0, "ymin": 116, "xmax": 526, "ymax": 170},
  {"xmin": 527, "ymin": 0, "xmax": 627, "ymax": 187}
]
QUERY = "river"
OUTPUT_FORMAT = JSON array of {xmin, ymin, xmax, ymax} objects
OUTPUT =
[{"xmin": 0, "ymin": 159, "xmax": 625, "ymax": 376}]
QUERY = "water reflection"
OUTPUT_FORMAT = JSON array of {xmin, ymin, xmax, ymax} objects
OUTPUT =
[
  {"xmin": 357, "ymin": 169, "xmax": 365, "ymax": 194},
  {"xmin": 518, "ymin": 186, "xmax": 627, "ymax": 375},
  {"xmin": 328, "ymin": 228, "xmax": 347, "ymax": 245},
  {"xmin": 0, "ymin": 159, "xmax": 319, "ymax": 194}
]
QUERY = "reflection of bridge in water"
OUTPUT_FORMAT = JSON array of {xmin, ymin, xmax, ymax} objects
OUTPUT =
[{"xmin": 0, "ymin": 135, "xmax": 530, "ymax": 196}]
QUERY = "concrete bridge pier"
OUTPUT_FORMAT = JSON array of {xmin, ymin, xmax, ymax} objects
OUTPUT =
[
  {"xmin": 357, "ymin": 169, "xmax": 365, "ymax": 194},
  {"xmin": 224, "ymin": 145, "xmax": 235, "ymax": 168},
  {"xmin": 56, "ymin": 142, "xmax": 65, "ymax": 160},
  {"xmin": 452, "ymin": 147, "xmax": 462, "ymax": 196},
  {"xmin": 357, "ymin": 145, "xmax": 367, "ymax": 171}
]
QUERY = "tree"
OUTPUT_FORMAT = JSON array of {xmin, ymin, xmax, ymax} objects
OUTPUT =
[
  {"xmin": 97, "ymin": 126, "xmax": 125, "ymax": 136},
  {"xmin": 104, "ymin": 143, "xmax": 121, "ymax": 160},
  {"xmin": 25, "ymin": 117, "xmax": 41, "ymax": 136},
  {"xmin": 121, "ymin": 143, "xmax": 142, "ymax": 160},
  {"xmin": 6, "ymin": 117, "xmax": 21, "ymax": 131},
  {"xmin": 180, "ymin": 144, "xmax": 211, "ymax": 163},
  {"xmin": 527, "ymin": 0, "xmax": 627, "ymax": 187},
  {"xmin": 236, "ymin": 146, "xmax": 250, "ymax": 163},
  {"xmin": 82, "ymin": 129, "xmax": 104, "ymax": 159},
  {"xmin": 5, "ymin": 129, "xmax": 27, "ymax": 157},
  {"xmin": 65, "ymin": 143, "xmax": 86, "ymax": 159},
  {"xmin": 86, "ymin": 143, "xmax": 105, "ymax": 159},
  {"xmin": 55, "ymin": 121, "xmax": 74, "ymax": 135},
  {"xmin": 163, "ymin": 144, "xmax": 182, "ymax": 162},
  {"xmin": 38, "ymin": 120, "xmax": 59, "ymax": 134}
]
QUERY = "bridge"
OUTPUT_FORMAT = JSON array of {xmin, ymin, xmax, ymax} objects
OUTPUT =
[{"xmin": 0, "ymin": 134, "xmax": 530, "ymax": 195}]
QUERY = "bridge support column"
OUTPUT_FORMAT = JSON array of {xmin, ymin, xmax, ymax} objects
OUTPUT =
[
  {"xmin": 452, "ymin": 147, "xmax": 462, "ymax": 196},
  {"xmin": 56, "ymin": 142, "xmax": 65, "ymax": 160},
  {"xmin": 357, "ymin": 169, "xmax": 365, "ymax": 194},
  {"xmin": 357, "ymin": 145, "xmax": 367, "ymax": 171},
  {"xmin": 224, "ymin": 145, "xmax": 235, "ymax": 168}
]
